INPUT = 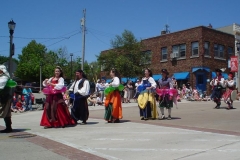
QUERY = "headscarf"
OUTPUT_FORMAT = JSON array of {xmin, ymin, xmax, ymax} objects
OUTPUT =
[{"xmin": 0, "ymin": 65, "xmax": 10, "ymax": 77}]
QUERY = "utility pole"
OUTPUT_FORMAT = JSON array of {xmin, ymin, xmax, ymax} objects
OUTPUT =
[{"xmin": 81, "ymin": 9, "xmax": 86, "ymax": 70}]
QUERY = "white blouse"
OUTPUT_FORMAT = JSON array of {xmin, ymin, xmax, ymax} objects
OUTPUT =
[
  {"xmin": 210, "ymin": 77, "xmax": 225, "ymax": 87},
  {"xmin": 43, "ymin": 77, "xmax": 64, "ymax": 90},
  {"xmin": 141, "ymin": 77, "xmax": 157, "ymax": 89},
  {"xmin": 0, "ymin": 74, "xmax": 9, "ymax": 89},
  {"xmin": 107, "ymin": 77, "xmax": 120, "ymax": 88},
  {"xmin": 223, "ymin": 80, "xmax": 235, "ymax": 88},
  {"xmin": 69, "ymin": 79, "xmax": 90, "ymax": 96}
]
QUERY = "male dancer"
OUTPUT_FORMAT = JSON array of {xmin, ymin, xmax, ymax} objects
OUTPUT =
[
  {"xmin": 69, "ymin": 70, "xmax": 90, "ymax": 124},
  {"xmin": 210, "ymin": 68, "xmax": 225, "ymax": 109}
]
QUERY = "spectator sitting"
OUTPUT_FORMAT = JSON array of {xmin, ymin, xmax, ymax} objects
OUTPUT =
[
  {"xmin": 11, "ymin": 103, "xmax": 17, "ymax": 113},
  {"xmin": 96, "ymin": 94, "xmax": 103, "ymax": 106},
  {"xmin": 202, "ymin": 91, "xmax": 211, "ymax": 101},
  {"xmin": 87, "ymin": 94, "xmax": 96, "ymax": 106},
  {"xmin": 177, "ymin": 88, "xmax": 181, "ymax": 102},
  {"xmin": 63, "ymin": 91, "xmax": 70, "ymax": 107},
  {"xmin": 15, "ymin": 95, "xmax": 25, "ymax": 113}
]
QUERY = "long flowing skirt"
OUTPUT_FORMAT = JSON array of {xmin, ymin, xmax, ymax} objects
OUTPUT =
[
  {"xmin": 40, "ymin": 94, "xmax": 75, "ymax": 128},
  {"xmin": 104, "ymin": 91, "xmax": 122, "ymax": 121}
]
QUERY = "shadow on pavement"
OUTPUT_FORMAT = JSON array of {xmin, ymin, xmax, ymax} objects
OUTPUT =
[{"xmin": 12, "ymin": 128, "xmax": 31, "ymax": 133}]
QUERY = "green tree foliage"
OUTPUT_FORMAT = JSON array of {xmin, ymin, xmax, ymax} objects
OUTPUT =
[
  {"xmin": 97, "ymin": 30, "xmax": 150, "ymax": 78},
  {"xmin": 0, "ymin": 56, "xmax": 18, "ymax": 65},
  {"xmin": 15, "ymin": 40, "xmax": 82, "ymax": 82},
  {"xmin": 15, "ymin": 40, "xmax": 48, "ymax": 81}
]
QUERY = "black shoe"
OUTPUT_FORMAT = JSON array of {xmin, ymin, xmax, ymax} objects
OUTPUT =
[
  {"xmin": 167, "ymin": 115, "xmax": 172, "ymax": 120},
  {"xmin": 0, "ymin": 128, "xmax": 12, "ymax": 133},
  {"xmin": 44, "ymin": 126, "xmax": 52, "ymax": 129},
  {"xmin": 140, "ymin": 117, "xmax": 144, "ymax": 120},
  {"xmin": 107, "ymin": 121, "xmax": 112, "ymax": 123}
]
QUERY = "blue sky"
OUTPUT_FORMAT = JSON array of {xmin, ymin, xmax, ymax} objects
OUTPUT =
[{"xmin": 0, "ymin": 0, "xmax": 239, "ymax": 63}]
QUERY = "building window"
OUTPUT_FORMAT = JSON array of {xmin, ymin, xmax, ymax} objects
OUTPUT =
[
  {"xmin": 204, "ymin": 42, "xmax": 210, "ymax": 56},
  {"xmin": 172, "ymin": 44, "xmax": 186, "ymax": 58},
  {"xmin": 192, "ymin": 42, "xmax": 199, "ymax": 56},
  {"xmin": 179, "ymin": 44, "xmax": 186, "ymax": 57},
  {"xmin": 214, "ymin": 44, "xmax": 225, "ymax": 58},
  {"xmin": 140, "ymin": 50, "xmax": 152, "ymax": 65},
  {"xmin": 161, "ymin": 47, "xmax": 167, "ymax": 60},
  {"xmin": 228, "ymin": 47, "xmax": 233, "ymax": 55}
]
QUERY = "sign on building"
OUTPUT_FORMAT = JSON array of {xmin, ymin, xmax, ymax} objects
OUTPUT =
[{"xmin": 230, "ymin": 56, "xmax": 238, "ymax": 72}]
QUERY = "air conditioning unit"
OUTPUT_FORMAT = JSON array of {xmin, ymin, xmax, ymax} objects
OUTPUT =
[{"xmin": 170, "ymin": 52, "xmax": 179, "ymax": 59}]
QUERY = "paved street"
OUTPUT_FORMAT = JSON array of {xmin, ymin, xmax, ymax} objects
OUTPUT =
[{"xmin": 0, "ymin": 93, "xmax": 240, "ymax": 160}]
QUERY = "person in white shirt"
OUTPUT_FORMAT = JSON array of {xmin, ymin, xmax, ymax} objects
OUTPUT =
[
  {"xmin": 69, "ymin": 70, "xmax": 90, "ymax": 124},
  {"xmin": 158, "ymin": 69, "xmax": 174, "ymax": 120},
  {"xmin": 0, "ymin": 65, "xmax": 13, "ymax": 133},
  {"xmin": 222, "ymin": 72, "xmax": 236, "ymax": 110},
  {"xmin": 104, "ymin": 68, "xmax": 122, "ymax": 123},
  {"xmin": 210, "ymin": 68, "xmax": 225, "ymax": 109},
  {"xmin": 137, "ymin": 68, "xmax": 157, "ymax": 120}
]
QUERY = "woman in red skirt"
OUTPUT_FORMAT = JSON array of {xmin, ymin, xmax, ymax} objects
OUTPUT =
[
  {"xmin": 222, "ymin": 72, "xmax": 235, "ymax": 110},
  {"xmin": 40, "ymin": 66, "xmax": 76, "ymax": 129}
]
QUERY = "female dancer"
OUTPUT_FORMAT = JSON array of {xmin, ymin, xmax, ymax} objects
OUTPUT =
[
  {"xmin": 222, "ymin": 72, "xmax": 235, "ymax": 110},
  {"xmin": 137, "ymin": 68, "xmax": 157, "ymax": 120},
  {"xmin": 40, "ymin": 66, "xmax": 75, "ymax": 128},
  {"xmin": 104, "ymin": 68, "xmax": 122, "ymax": 123},
  {"xmin": 157, "ymin": 69, "xmax": 176, "ymax": 120}
]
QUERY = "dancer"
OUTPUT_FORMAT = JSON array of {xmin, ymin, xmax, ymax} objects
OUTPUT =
[
  {"xmin": 222, "ymin": 72, "xmax": 236, "ymax": 110},
  {"xmin": 40, "ymin": 66, "xmax": 75, "ymax": 128},
  {"xmin": 137, "ymin": 68, "xmax": 157, "ymax": 120},
  {"xmin": 69, "ymin": 70, "xmax": 90, "ymax": 125},
  {"xmin": 104, "ymin": 68, "xmax": 123, "ymax": 123},
  {"xmin": 157, "ymin": 69, "xmax": 177, "ymax": 120},
  {"xmin": 0, "ymin": 65, "xmax": 13, "ymax": 133},
  {"xmin": 210, "ymin": 69, "xmax": 225, "ymax": 109}
]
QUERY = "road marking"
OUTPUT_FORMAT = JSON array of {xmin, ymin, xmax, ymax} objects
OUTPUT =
[
  {"xmin": 92, "ymin": 138, "xmax": 150, "ymax": 141},
  {"xmin": 94, "ymin": 148, "xmax": 240, "ymax": 152}
]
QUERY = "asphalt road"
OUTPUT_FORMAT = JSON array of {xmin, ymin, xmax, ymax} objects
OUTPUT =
[{"xmin": 0, "ymin": 94, "xmax": 240, "ymax": 160}]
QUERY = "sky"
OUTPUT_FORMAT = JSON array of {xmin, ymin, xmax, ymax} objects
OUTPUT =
[{"xmin": 0, "ymin": 0, "xmax": 240, "ymax": 63}]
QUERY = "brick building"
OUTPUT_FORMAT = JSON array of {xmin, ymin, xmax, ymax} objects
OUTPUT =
[{"xmin": 101, "ymin": 25, "xmax": 235, "ymax": 94}]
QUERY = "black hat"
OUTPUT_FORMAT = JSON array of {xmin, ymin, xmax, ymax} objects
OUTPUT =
[
  {"xmin": 161, "ymin": 69, "xmax": 169, "ymax": 75},
  {"xmin": 215, "ymin": 68, "xmax": 222, "ymax": 73}
]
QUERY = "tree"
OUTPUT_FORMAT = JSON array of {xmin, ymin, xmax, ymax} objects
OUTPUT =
[
  {"xmin": 97, "ymin": 30, "xmax": 150, "ymax": 78},
  {"xmin": 15, "ymin": 40, "xmax": 48, "ymax": 81}
]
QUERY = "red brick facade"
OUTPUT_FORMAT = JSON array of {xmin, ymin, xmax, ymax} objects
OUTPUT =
[
  {"xmin": 141, "ymin": 26, "xmax": 234, "ymax": 94},
  {"xmin": 100, "ymin": 26, "xmax": 235, "ymax": 94}
]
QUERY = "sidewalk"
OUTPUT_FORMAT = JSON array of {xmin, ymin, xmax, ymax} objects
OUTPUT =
[{"xmin": 1, "ymin": 97, "xmax": 240, "ymax": 159}]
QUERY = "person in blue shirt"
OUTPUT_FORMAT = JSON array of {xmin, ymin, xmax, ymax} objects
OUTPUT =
[{"xmin": 22, "ymin": 85, "xmax": 32, "ymax": 111}]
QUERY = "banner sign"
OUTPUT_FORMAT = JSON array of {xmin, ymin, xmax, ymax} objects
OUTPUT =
[{"xmin": 230, "ymin": 56, "xmax": 238, "ymax": 72}]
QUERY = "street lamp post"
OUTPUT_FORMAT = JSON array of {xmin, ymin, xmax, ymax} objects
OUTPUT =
[
  {"xmin": 90, "ymin": 65, "xmax": 94, "ymax": 82},
  {"xmin": 8, "ymin": 19, "xmax": 16, "ymax": 78},
  {"xmin": 70, "ymin": 53, "xmax": 73, "ymax": 82},
  {"xmin": 40, "ymin": 62, "xmax": 43, "ymax": 92},
  {"xmin": 236, "ymin": 42, "xmax": 240, "ymax": 90}
]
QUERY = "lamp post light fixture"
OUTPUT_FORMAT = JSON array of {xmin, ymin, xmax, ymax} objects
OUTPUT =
[
  {"xmin": 8, "ymin": 19, "xmax": 16, "ymax": 78},
  {"xmin": 236, "ymin": 41, "xmax": 240, "ymax": 90},
  {"xmin": 70, "ymin": 53, "xmax": 73, "ymax": 82}
]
